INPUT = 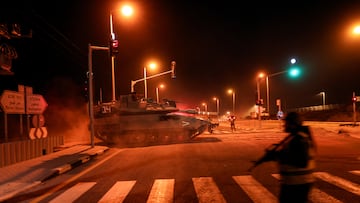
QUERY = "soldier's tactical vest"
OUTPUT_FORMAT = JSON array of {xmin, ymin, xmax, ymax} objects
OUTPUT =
[{"xmin": 279, "ymin": 131, "xmax": 316, "ymax": 185}]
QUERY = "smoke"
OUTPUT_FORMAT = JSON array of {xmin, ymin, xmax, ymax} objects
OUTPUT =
[{"xmin": 44, "ymin": 77, "xmax": 91, "ymax": 145}]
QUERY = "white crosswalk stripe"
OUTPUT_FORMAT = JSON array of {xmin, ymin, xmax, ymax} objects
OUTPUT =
[
  {"xmin": 98, "ymin": 180, "xmax": 136, "ymax": 203},
  {"xmin": 49, "ymin": 182, "xmax": 96, "ymax": 203},
  {"xmin": 147, "ymin": 179, "xmax": 174, "ymax": 203},
  {"xmin": 349, "ymin": 170, "xmax": 360, "ymax": 176},
  {"xmin": 233, "ymin": 175, "xmax": 277, "ymax": 203},
  {"xmin": 44, "ymin": 171, "xmax": 360, "ymax": 202},
  {"xmin": 192, "ymin": 177, "xmax": 227, "ymax": 203},
  {"xmin": 271, "ymin": 174, "xmax": 343, "ymax": 203},
  {"xmin": 314, "ymin": 172, "xmax": 360, "ymax": 196}
]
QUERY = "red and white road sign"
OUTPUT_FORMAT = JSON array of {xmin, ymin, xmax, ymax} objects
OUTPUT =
[
  {"xmin": 26, "ymin": 94, "xmax": 48, "ymax": 114},
  {"xmin": 0, "ymin": 90, "xmax": 25, "ymax": 114}
]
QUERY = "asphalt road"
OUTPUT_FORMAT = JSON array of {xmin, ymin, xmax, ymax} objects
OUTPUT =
[{"xmin": 11, "ymin": 121, "xmax": 360, "ymax": 202}]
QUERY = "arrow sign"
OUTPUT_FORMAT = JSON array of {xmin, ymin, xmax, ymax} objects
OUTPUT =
[
  {"xmin": 0, "ymin": 90, "xmax": 25, "ymax": 114},
  {"xmin": 26, "ymin": 94, "xmax": 48, "ymax": 114}
]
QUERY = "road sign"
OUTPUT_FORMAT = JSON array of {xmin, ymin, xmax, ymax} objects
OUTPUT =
[
  {"xmin": 26, "ymin": 94, "xmax": 48, "ymax": 114},
  {"xmin": 0, "ymin": 90, "xmax": 25, "ymax": 114}
]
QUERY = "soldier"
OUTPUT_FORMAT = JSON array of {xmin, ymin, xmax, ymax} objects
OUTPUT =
[
  {"xmin": 248, "ymin": 112, "xmax": 316, "ymax": 202},
  {"xmin": 228, "ymin": 115, "xmax": 236, "ymax": 132},
  {"xmin": 275, "ymin": 112, "xmax": 316, "ymax": 202}
]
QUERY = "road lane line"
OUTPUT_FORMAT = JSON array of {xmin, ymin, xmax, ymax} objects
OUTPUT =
[
  {"xmin": 272, "ymin": 174, "xmax": 342, "ymax": 203},
  {"xmin": 233, "ymin": 175, "xmax": 277, "ymax": 203},
  {"xmin": 98, "ymin": 180, "xmax": 136, "ymax": 203},
  {"xmin": 147, "ymin": 179, "xmax": 174, "ymax": 203},
  {"xmin": 31, "ymin": 149, "xmax": 123, "ymax": 203},
  {"xmin": 314, "ymin": 172, "xmax": 360, "ymax": 196},
  {"xmin": 49, "ymin": 182, "xmax": 96, "ymax": 203},
  {"xmin": 349, "ymin": 170, "xmax": 360, "ymax": 176},
  {"xmin": 192, "ymin": 177, "xmax": 227, "ymax": 203}
]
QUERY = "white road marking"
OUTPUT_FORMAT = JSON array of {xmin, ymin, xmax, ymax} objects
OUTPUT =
[
  {"xmin": 49, "ymin": 182, "xmax": 96, "ymax": 203},
  {"xmin": 31, "ymin": 149, "xmax": 123, "ymax": 203},
  {"xmin": 233, "ymin": 175, "xmax": 277, "ymax": 203},
  {"xmin": 98, "ymin": 181, "xmax": 136, "ymax": 203},
  {"xmin": 349, "ymin": 170, "xmax": 360, "ymax": 176},
  {"xmin": 314, "ymin": 172, "xmax": 360, "ymax": 196},
  {"xmin": 192, "ymin": 177, "xmax": 227, "ymax": 203},
  {"xmin": 272, "ymin": 174, "xmax": 343, "ymax": 203},
  {"xmin": 147, "ymin": 179, "xmax": 174, "ymax": 203}
]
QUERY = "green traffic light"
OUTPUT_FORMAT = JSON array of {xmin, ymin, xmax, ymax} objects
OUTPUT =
[{"xmin": 288, "ymin": 67, "xmax": 301, "ymax": 78}]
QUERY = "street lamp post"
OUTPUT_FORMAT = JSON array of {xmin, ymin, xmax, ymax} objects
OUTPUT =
[
  {"xmin": 265, "ymin": 58, "xmax": 299, "ymax": 115},
  {"xmin": 319, "ymin": 91, "xmax": 326, "ymax": 109},
  {"xmin": 227, "ymin": 89, "xmax": 235, "ymax": 115},
  {"xmin": 109, "ymin": 13, "xmax": 116, "ymax": 102},
  {"xmin": 257, "ymin": 73, "xmax": 265, "ymax": 126},
  {"xmin": 213, "ymin": 97, "xmax": 219, "ymax": 116},
  {"xmin": 156, "ymin": 84, "xmax": 164, "ymax": 103},
  {"xmin": 131, "ymin": 61, "xmax": 176, "ymax": 96},
  {"xmin": 202, "ymin": 102, "xmax": 208, "ymax": 113},
  {"xmin": 109, "ymin": 5, "xmax": 134, "ymax": 102}
]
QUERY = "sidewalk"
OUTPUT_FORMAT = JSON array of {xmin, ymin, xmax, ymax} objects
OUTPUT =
[{"xmin": 0, "ymin": 144, "xmax": 109, "ymax": 202}]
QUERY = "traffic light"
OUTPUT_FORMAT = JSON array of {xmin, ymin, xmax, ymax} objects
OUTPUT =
[
  {"xmin": 288, "ymin": 66, "xmax": 301, "ymax": 78},
  {"xmin": 352, "ymin": 96, "xmax": 357, "ymax": 103},
  {"xmin": 83, "ymin": 80, "xmax": 89, "ymax": 101},
  {"xmin": 109, "ymin": 39, "xmax": 119, "ymax": 56},
  {"xmin": 171, "ymin": 61, "xmax": 176, "ymax": 78}
]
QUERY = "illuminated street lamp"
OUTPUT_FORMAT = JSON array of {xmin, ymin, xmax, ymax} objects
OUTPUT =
[
  {"xmin": 257, "ymin": 73, "xmax": 265, "ymax": 125},
  {"xmin": 202, "ymin": 102, "xmax": 208, "ymax": 113},
  {"xmin": 156, "ymin": 84, "xmax": 165, "ymax": 103},
  {"xmin": 109, "ymin": 5, "xmax": 134, "ymax": 102},
  {"xmin": 227, "ymin": 89, "xmax": 235, "ymax": 115},
  {"xmin": 144, "ymin": 63, "xmax": 157, "ymax": 99},
  {"xmin": 213, "ymin": 97, "xmax": 219, "ymax": 115},
  {"xmin": 318, "ymin": 91, "xmax": 326, "ymax": 109},
  {"xmin": 131, "ymin": 61, "xmax": 176, "ymax": 97}
]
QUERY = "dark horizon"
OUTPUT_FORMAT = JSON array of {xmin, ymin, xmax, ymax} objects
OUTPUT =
[{"xmin": 1, "ymin": 1, "xmax": 360, "ymax": 117}]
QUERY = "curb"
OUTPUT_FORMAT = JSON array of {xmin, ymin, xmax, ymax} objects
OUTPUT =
[{"xmin": 41, "ymin": 147, "xmax": 109, "ymax": 182}]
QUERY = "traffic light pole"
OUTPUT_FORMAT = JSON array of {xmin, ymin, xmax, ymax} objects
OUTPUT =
[
  {"xmin": 88, "ymin": 44, "xmax": 109, "ymax": 148},
  {"xmin": 131, "ymin": 61, "xmax": 176, "ymax": 94}
]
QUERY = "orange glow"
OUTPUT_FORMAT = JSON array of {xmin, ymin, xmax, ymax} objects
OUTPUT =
[
  {"xmin": 121, "ymin": 5, "xmax": 133, "ymax": 17},
  {"xmin": 149, "ymin": 63, "xmax": 157, "ymax": 69},
  {"xmin": 159, "ymin": 84, "xmax": 165, "ymax": 89},
  {"xmin": 227, "ymin": 89, "xmax": 233, "ymax": 94},
  {"xmin": 258, "ymin": 72, "xmax": 265, "ymax": 78}
]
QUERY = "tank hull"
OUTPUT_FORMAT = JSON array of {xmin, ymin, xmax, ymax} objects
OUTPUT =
[{"xmin": 93, "ymin": 94, "xmax": 211, "ymax": 146}]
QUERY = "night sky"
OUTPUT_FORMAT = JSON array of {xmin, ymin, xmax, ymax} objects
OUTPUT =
[{"xmin": 2, "ymin": 0, "xmax": 360, "ymax": 117}]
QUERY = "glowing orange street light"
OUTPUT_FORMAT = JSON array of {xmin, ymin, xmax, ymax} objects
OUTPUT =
[
  {"xmin": 227, "ymin": 89, "xmax": 235, "ymax": 115},
  {"xmin": 213, "ymin": 97, "xmax": 220, "ymax": 115},
  {"xmin": 202, "ymin": 102, "xmax": 208, "ymax": 113},
  {"xmin": 156, "ymin": 84, "xmax": 165, "ymax": 103}
]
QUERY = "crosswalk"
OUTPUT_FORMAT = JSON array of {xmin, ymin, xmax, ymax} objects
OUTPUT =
[{"xmin": 46, "ymin": 170, "xmax": 360, "ymax": 203}]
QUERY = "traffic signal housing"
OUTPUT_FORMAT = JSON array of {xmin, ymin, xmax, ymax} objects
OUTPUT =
[
  {"xmin": 109, "ymin": 39, "xmax": 119, "ymax": 56},
  {"xmin": 171, "ymin": 61, "xmax": 176, "ymax": 79}
]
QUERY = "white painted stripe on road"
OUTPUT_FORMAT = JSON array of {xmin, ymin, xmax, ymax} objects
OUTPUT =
[
  {"xmin": 98, "ymin": 181, "xmax": 136, "ymax": 203},
  {"xmin": 147, "ymin": 179, "xmax": 174, "ymax": 203},
  {"xmin": 192, "ymin": 177, "xmax": 227, "ymax": 203},
  {"xmin": 349, "ymin": 170, "xmax": 360, "ymax": 176},
  {"xmin": 314, "ymin": 172, "xmax": 360, "ymax": 196},
  {"xmin": 49, "ymin": 182, "xmax": 96, "ymax": 203},
  {"xmin": 233, "ymin": 175, "xmax": 277, "ymax": 203},
  {"xmin": 272, "ymin": 174, "xmax": 342, "ymax": 203}
]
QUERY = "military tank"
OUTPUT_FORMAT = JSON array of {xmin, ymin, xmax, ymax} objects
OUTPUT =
[{"xmin": 93, "ymin": 93, "xmax": 212, "ymax": 146}]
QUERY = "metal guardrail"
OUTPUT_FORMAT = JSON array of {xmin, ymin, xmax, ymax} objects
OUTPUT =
[{"xmin": 0, "ymin": 136, "xmax": 64, "ymax": 168}]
